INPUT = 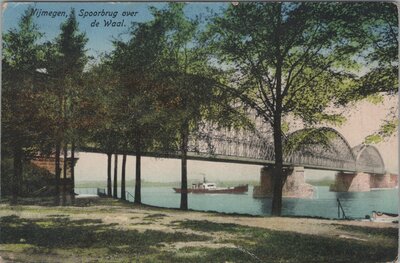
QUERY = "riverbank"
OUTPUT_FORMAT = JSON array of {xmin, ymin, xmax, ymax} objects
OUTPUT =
[{"xmin": 0, "ymin": 198, "xmax": 398, "ymax": 262}]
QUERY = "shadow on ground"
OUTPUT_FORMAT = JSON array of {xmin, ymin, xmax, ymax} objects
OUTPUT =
[
  {"xmin": 168, "ymin": 220, "xmax": 398, "ymax": 263},
  {"xmin": 0, "ymin": 214, "xmax": 398, "ymax": 262},
  {"xmin": 0, "ymin": 215, "xmax": 209, "ymax": 261}
]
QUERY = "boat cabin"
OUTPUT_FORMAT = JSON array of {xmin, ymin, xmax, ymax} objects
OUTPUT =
[{"xmin": 192, "ymin": 182, "xmax": 217, "ymax": 190}]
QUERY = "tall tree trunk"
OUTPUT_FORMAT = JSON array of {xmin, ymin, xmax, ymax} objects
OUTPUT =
[
  {"xmin": 71, "ymin": 141, "xmax": 75, "ymax": 203},
  {"xmin": 70, "ymin": 91, "xmax": 76, "ymax": 203},
  {"xmin": 271, "ymin": 112, "xmax": 284, "ymax": 216},
  {"xmin": 62, "ymin": 143, "xmax": 68, "ymax": 205},
  {"xmin": 180, "ymin": 123, "xmax": 189, "ymax": 210},
  {"xmin": 17, "ymin": 151, "xmax": 23, "ymax": 199},
  {"xmin": 11, "ymin": 145, "xmax": 22, "ymax": 204},
  {"xmin": 107, "ymin": 153, "xmax": 112, "ymax": 197},
  {"xmin": 55, "ymin": 142, "xmax": 61, "ymax": 205},
  {"xmin": 271, "ymin": 86, "xmax": 284, "ymax": 215},
  {"xmin": 271, "ymin": 4, "xmax": 284, "ymax": 216},
  {"xmin": 134, "ymin": 139, "xmax": 142, "ymax": 204},
  {"xmin": 121, "ymin": 154, "xmax": 127, "ymax": 201},
  {"xmin": 113, "ymin": 154, "xmax": 118, "ymax": 198},
  {"xmin": 61, "ymin": 86, "xmax": 68, "ymax": 205},
  {"xmin": 134, "ymin": 154, "xmax": 141, "ymax": 204}
]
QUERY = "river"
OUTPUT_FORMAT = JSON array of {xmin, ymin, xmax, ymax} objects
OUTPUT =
[{"xmin": 75, "ymin": 185, "xmax": 398, "ymax": 219}]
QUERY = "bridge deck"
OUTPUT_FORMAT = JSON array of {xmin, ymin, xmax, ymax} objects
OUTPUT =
[{"xmin": 79, "ymin": 147, "xmax": 384, "ymax": 174}]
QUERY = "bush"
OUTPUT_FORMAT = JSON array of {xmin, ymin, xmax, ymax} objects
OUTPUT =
[{"xmin": 1, "ymin": 158, "xmax": 55, "ymax": 197}]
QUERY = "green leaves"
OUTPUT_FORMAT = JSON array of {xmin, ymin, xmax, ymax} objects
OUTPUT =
[
  {"xmin": 55, "ymin": 9, "xmax": 88, "ymax": 77},
  {"xmin": 364, "ymin": 119, "xmax": 398, "ymax": 144},
  {"xmin": 208, "ymin": 2, "xmax": 397, "ymax": 141},
  {"xmin": 2, "ymin": 6, "xmax": 46, "ymax": 151}
]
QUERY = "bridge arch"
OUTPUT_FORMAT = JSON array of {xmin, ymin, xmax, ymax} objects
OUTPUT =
[
  {"xmin": 352, "ymin": 144, "xmax": 385, "ymax": 174},
  {"xmin": 284, "ymin": 127, "xmax": 356, "ymax": 170}
]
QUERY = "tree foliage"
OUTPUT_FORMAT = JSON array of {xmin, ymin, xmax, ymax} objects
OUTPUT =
[
  {"xmin": 339, "ymin": 3, "xmax": 398, "ymax": 142},
  {"xmin": 2, "ymin": 7, "xmax": 45, "ymax": 200}
]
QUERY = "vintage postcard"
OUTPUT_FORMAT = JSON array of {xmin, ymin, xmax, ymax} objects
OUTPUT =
[{"xmin": 1, "ymin": 1, "xmax": 398, "ymax": 262}]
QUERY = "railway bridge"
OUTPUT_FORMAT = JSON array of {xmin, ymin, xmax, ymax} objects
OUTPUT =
[{"xmin": 79, "ymin": 126, "xmax": 394, "ymax": 198}]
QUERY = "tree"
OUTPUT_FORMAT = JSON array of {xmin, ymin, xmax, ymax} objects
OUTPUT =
[
  {"xmin": 109, "ymin": 13, "xmax": 170, "ymax": 204},
  {"xmin": 84, "ymin": 4, "xmax": 239, "ymax": 208},
  {"xmin": 113, "ymin": 154, "xmax": 118, "ymax": 198},
  {"xmin": 208, "ymin": 2, "xmax": 369, "ymax": 215},
  {"xmin": 2, "ymin": 7, "xmax": 44, "ymax": 202},
  {"xmin": 83, "ymin": 61, "xmax": 120, "ymax": 197},
  {"xmin": 46, "ymin": 8, "xmax": 88, "ymax": 204},
  {"xmin": 151, "ymin": 3, "xmax": 243, "ymax": 210},
  {"xmin": 152, "ymin": 3, "xmax": 200, "ymax": 210},
  {"xmin": 121, "ymin": 154, "xmax": 127, "ymax": 200},
  {"xmin": 346, "ymin": 3, "xmax": 397, "ymax": 97},
  {"xmin": 336, "ymin": 3, "xmax": 398, "ymax": 143}
]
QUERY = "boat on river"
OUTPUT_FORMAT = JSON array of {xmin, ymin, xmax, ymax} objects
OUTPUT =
[
  {"xmin": 173, "ymin": 177, "xmax": 248, "ymax": 194},
  {"xmin": 370, "ymin": 211, "xmax": 398, "ymax": 223}
]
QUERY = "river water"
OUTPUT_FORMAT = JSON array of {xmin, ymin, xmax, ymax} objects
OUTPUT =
[{"xmin": 75, "ymin": 185, "xmax": 398, "ymax": 219}]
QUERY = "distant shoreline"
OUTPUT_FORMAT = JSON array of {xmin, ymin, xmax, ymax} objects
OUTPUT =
[
  {"xmin": 75, "ymin": 178, "xmax": 335, "ymax": 188},
  {"xmin": 75, "ymin": 179, "xmax": 261, "ymax": 188}
]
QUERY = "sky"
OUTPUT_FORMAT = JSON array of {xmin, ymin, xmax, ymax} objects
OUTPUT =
[
  {"xmin": 2, "ymin": 2, "xmax": 398, "ymax": 182},
  {"xmin": 2, "ymin": 2, "xmax": 226, "ymax": 58}
]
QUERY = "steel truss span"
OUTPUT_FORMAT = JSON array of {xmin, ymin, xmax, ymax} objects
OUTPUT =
[
  {"xmin": 352, "ymin": 144, "xmax": 385, "ymax": 174},
  {"xmin": 81, "ymin": 127, "xmax": 385, "ymax": 174},
  {"xmin": 186, "ymin": 127, "xmax": 385, "ymax": 174}
]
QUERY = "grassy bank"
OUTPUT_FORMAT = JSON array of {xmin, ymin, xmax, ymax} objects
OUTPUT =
[{"xmin": 0, "ymin": 198, "xmax": 397, "ymax": 262}]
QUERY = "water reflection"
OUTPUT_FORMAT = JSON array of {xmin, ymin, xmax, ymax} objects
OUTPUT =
[
  {"xmin": 257, "ymin": 197, "xmax": 272, "ymax": 215},
  {"xmin": 334, "ymin": 190, "xmax": 358, "ymax": 199}
]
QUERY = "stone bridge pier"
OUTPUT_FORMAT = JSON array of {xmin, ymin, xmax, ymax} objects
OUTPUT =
[
  {"xmin": 329, "ymin": 172, "xmax": 398, "ymax": 192},
  {"xmin": 253, "ymin": 166, "xmax": 314, "ymax": 198}
]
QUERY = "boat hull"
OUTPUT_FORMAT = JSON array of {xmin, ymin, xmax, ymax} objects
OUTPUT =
[
  {"xmin": 173, "ymin": 184, "xmax": 248, "ymax": 194},
  {"xmin": 371, "ymin": 211, "xmax": 398, "ymax": 223}
]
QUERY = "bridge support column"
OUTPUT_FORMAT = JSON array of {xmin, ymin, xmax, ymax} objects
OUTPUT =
[
  {"xmin": 329, "ymin": 172, "xmax": 370, "ymax": 192},
  {"xmin": 390, "ymin": 174, "xmax": 398, "ymax": 188},
  {"xmin": 370, "ymin": 173, "xmax": 398, "ymax": 189},
  {"xmin": 330, "ymin": 172, "xmax": 398, "ymax": 192},
  {"xmin": 253, "ymin": 166, "xmax": 314, "ymax": 198}
]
